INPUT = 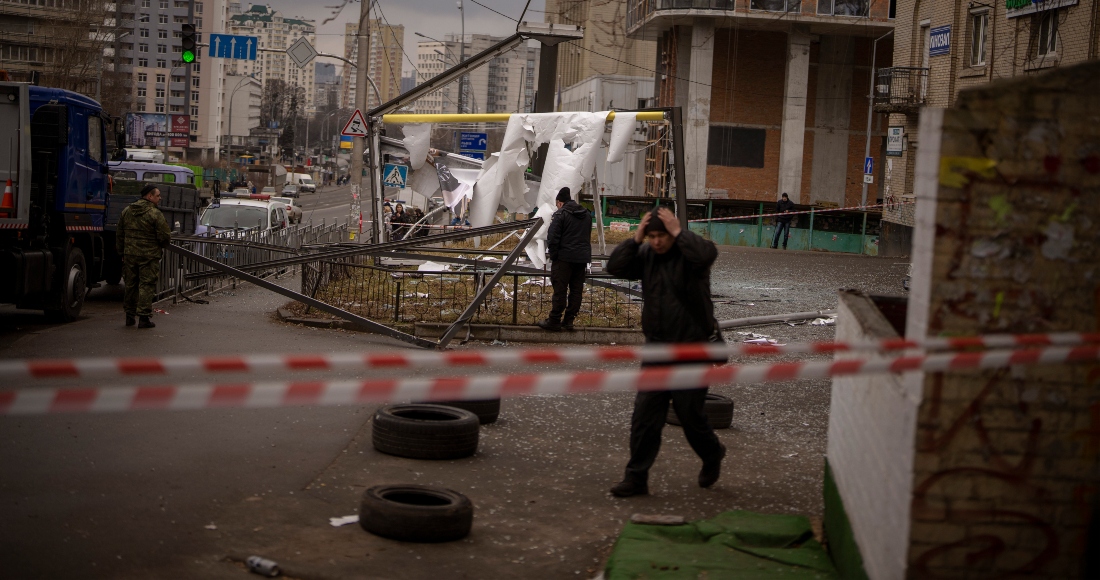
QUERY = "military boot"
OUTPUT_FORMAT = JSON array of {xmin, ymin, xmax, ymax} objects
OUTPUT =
[{"xmin": 138, "ymin": 316, "xmax": 156, "ymax": 329}]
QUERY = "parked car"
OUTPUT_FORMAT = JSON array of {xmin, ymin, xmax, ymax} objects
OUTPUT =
[
  {"xmin": 281, "ymin": 184, "xmax": 300, "ymax": 198},
  {"xmin": 272, "ymin": 196, "xmax": 303, "ymax": 224}
]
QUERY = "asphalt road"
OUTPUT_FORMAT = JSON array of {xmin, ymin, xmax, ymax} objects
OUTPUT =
[{"xmin": 0, "ymin": 246, "xmax": 909, "ymax": 579}]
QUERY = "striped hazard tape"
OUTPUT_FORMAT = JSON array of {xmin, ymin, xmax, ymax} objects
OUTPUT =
[
  {"xmin": 1, "ymin": 345, "xmax": 1097, "ymax": 415},
  {"xmin": 2, "ymin": 332, "xmax": 1097, "ymax": 382}
]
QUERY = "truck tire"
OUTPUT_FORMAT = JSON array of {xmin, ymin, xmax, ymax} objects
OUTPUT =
[
  {"xmin": 359, "ymin": 484, "xmax": 473, "ymax": 542},
  {"xmin": 372, "ymin": 404, "xmax": 479, "ymax": 460},
  {"xmin": 46, "ymin": 248, "xmax": 87, "ymax": 322},
  {"xmin": 432, "ymin": 398, "xmax": 501, "ymax": 424},
  {"xmin": 666, "ymin": 394, "xmax": 734, "ymax": 430}
]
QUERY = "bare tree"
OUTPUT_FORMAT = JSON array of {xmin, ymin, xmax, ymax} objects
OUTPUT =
[{"xmin": 41, "ymin": 0, "xmax": 120, "ymax": 99}]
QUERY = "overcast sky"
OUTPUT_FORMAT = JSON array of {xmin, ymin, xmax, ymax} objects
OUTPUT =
[{"xmin": 259, "ymin": 0, "xmax": 546, "ymax": 79}]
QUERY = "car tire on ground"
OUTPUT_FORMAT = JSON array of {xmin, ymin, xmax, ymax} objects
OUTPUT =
[
  {"xmin": 432, "ymin": 398, "xmax": 500, "ymax": 424},
  {"xmin": 666, "ymin": 394, "xmax": 734, "ymax": 429},
  {"xmin": 372, "ymin": 404, "xmax": 480, "ymax": 459},
  {"xmin": 359, "ymin": 484, "xmax": 473, "ymax": 543}
]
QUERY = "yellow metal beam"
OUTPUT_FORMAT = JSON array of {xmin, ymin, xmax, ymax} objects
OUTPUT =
[{"xmin": 380, "ymin": 111, "xmax": 666, "ymax": 124}]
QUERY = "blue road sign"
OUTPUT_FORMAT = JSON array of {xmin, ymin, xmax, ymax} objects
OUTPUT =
[
  {"xmin": 929, "ymin": 25, "xmax": 951, "ymax": 57},
  {"xmin": 382, "ymin": 164, "xmax": 408, "ymax": 189},
  {"xmin": 459, "ymin": 132, "xmax": 488, "ymax": 151},
  {"xmin": 458, "ymin": 151, "xmax": 486, "ymax": 160},
  {"xmin": 864, "ymin": 157, "xmax": 874, "ymax": 175},
  {"xmin": 208, "ymin": 34, "xmax": 258, "ymax": 60}
]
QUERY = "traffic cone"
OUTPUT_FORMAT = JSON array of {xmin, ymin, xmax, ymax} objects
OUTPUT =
[{"xmin": 0, "ymin": 179, "xmax": 13, "ymax": 216}]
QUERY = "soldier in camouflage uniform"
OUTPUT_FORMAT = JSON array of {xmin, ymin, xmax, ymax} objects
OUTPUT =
[{"xmin": 117, "ymin": 184, "xmax": 172, "ymax": 328}]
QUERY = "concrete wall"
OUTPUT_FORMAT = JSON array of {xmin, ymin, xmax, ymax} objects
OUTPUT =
[
  {"xmin": 809, "ymin": 35, "xmax": 855, "ymax": 206},
  {"xmin": 904, "ymin": 60, "xmax": 1100, "ymax": 577},
  {"xmin": 827, "ymin": 291, "xmax": 919, "ymax": 580}
]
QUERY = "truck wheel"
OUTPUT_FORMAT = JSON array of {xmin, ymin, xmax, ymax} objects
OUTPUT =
[{"xmin": 46, "ymin": 248, "xmax": 87, "ymax": 322}]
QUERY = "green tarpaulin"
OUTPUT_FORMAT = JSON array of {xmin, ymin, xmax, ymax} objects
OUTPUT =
[{"xmin": 605, "ymin": 510, "xmax": 839, "ymax": 580}]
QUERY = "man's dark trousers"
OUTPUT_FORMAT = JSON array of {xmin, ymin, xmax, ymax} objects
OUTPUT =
[
  {"xmin": 624, "ymin": 363, "xmax": 725, "ymax": 485},
  {"xmin": 549, "ymin": 260, "xmax": 586, "ymax": 323},
  {"xmin": 772, "ymin": 221, "xmax": 790, "ymax": 249}
]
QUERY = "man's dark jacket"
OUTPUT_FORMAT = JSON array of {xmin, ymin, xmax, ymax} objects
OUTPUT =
[
  {"xmin": 776, "ymin": 198, "xmax": 795, "ymax": 224},
  {"xmin": 606, "ymin": 229, "xmax": 719, "ymax": 343},
  {"xmin": 547, "ymin": 200, "xmax": 592, "ymax": 263}
]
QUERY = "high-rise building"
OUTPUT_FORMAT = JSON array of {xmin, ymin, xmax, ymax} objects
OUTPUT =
[
  {"xmin": 315, "ymin": 62, "xmax": 336, "ymax": 84},
  {"xmin": 343, "ymin": 21, "xmax": 403, "ymax": 110},
  {"xmin": 414, "ymin": 34, "xmax": 538, "ymax": 115},
  {"xmin": 190, "ymin": 0, "xmax": 229, "ymax": 161},
  {"xmin": 227, "ymin": 3, "xmax": 316, "ymax": 112},
  {"xmin": 0, "ymin": 0, "xmax": 112, "ymax": 99}
]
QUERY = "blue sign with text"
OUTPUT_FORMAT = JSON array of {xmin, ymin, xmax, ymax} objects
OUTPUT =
[
  {"xmin": 208, "ymin": 34, "xmax": 258, "ymax": 60},
  {"xmin": 457, "ymin": 151, "xmax": 486, "ymax": 160},
  {"xmin": 929, "ymin": 25, "xmax": 951, "ymax": 56},
  {"xmin": 864, "ymin": 157, "xmax": 874, "ymax": 175},
  {"xmin": 459, "ymin": 132, "xmax": 488, "ymax": 151}
]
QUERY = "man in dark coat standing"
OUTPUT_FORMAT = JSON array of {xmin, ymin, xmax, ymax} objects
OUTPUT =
[
  {"xmin": 117, "ymin": 183, "xmax": 172, "ymax": 328},
  {"xmin": 605, "ymin": 207, "xmax": 726, "ymax": 497},
  {"xmin": 538, "ymin": 187, "xmax": 592, "ymax": 332},
  {"xmin": 772, "ymin": 192, "xmax": 794, "ymax": 249}
]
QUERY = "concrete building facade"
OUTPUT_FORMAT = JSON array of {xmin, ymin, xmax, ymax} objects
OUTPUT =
[
  {"xmin": 226, "ymin": 3, "xmax": 315, "ymax": 111},
  {"xmin": 343, "ymin": 20, "xmax": 403, "ymax": 111},
  {"xmin": 221, "ymin": 73, "xmax": 261, "ymax": 157},
  {"xmin": 875, "ymin": 0, "xmax": 1100, "ymax": 256},
  {"xmin": 414, "ymin": 34, "xmax": 539, "ymax": 115},
  {"xmin": 189, "ymin": 0, "xmax": 229, "ymax": 162},
  {"xmin": 626, "ymin": 1, "xmax": 895, "ymax": 204},
  {"xmin": 0, "ymin": 0, "xmax": 109, "ymax": 98}
]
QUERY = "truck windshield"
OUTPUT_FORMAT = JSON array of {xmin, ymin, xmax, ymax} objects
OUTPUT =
[
  {"xmin": 301, "ymin": 177, "xmax": 314, "ymax": 184},
  {"xmin": 201, "ymin": 206, "xmax": 266, "ymax": 229}
]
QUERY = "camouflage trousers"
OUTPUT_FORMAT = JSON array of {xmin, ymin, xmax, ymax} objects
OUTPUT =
[{"xmin": 123, "ymin": 256, "xmax": 161, "ymax": 317}]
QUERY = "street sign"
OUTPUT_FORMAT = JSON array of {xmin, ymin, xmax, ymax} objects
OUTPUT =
[
  {"xmin": 886, "ymin": 127, "xmax": 904, "ymax": 157},
  {"xmin": 459, "ymin": 132, "xmax": 488, "ymax": 151},
  {"xmin": 286, "ymin": 37, "xmax": 318, "ymax": 69},
  {"xmin": 863, "ymin": 175, "xmax": 874, "ymax": 184},
  {"xmin": 382, "ymin": 164, "xmax": 408, "ymax": 189},
  {"xmin": 208, "ymin": 33, "xmax": 257, "ymax": 60},
  {"xmin": 929, "ymin": 25, "xmax": 951, "ymax": 56},
  {"xmin": 864, "ymin": 157, "xmax": 874, "ymax": 175},
  {"xmin": 457, "ymin": 151, "xmax": 485, "ymax": 160},
  {"xmin": 341, "ymin": 109, "xmax": 368, "ymax": 137}
]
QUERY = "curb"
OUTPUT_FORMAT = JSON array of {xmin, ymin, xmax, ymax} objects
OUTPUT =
[{"xmin": 276, "ymin": 308, "xmax": 644, "ymax": 345}]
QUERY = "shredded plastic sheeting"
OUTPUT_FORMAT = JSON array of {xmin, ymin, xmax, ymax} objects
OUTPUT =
[
  {"xmin": 604, "ymin": 510, "xmax": 838, "ymax": 580},
  {"xmin": 402, "ymin": 123, "xmax": 432, "ymax": 170}
]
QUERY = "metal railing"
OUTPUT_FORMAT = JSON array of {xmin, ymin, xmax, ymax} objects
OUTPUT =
[
  {"xmin": 873, "ymin": 67, "xmax": 929, "ymax": 112},
  {"xmin": 298, "ymin": 258, "xmax": 642, "ymax": 329}
]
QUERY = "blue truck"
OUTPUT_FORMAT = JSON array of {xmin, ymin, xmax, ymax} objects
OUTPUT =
[{"xmin": 0, "ymin": 82, "xmax": 125, "ymax": 320}]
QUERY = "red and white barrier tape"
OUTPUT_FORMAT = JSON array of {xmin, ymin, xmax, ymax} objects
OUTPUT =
[
  {"xmin": 1, "ymin": 346, "xmax": 1095, "ymax": 415},
  {"xmin": 2, "ymin": 332, "xmax": 1096, "ymax": 383},
  {"xmin": 686, "ymin": 200, "xmax": 916, "ymax": 224}
]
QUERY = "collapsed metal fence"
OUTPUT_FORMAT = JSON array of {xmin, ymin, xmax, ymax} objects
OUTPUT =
[
  {"xmin": 156, "ymin": 219, "xmax": 351, "ymax": 303},
  {"xmin": 296, "ymin": 256, "xmax": 642, "ymax": 328}
]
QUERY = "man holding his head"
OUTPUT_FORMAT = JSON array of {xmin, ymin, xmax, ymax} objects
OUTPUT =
[
  {"xmin": 605, "ymin": 207, "xmax": 726, "ymax": 497},
  {"xmin": 538, "ymin": 187, "xmax": 592, "ymax": 332},
  {"xmin": 116, "ymin": 183, "xmax": 172, "ymax": 328}
]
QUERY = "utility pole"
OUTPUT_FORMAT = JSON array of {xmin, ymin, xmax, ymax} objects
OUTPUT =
[
  {"xmin": 458, "ymin": 0, "xmax": 465, "ymax": 114},
  {"xmin": 350, "ymin": 2, "xmax": 372, "ymax": 241}
]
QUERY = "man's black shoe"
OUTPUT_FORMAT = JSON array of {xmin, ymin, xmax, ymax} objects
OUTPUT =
[
  {"xmin": 698, "ymin": 443, "xmax": 727, "ymax": 488},
  {"xmin": 137, "ymin": 316, "xmax": 156, "ymax": 329},
  {"xmin": 125, "ymin": 314, "xmax": 136, "ymax": 327},
  {"xmin": 562, "ymin": 320, "xmax": 575, "ymax": 331},
  {"xmin": 610, "ymin": 479, "xmax": 648, "ymax": 497},
  {"xmin": 537, "ymin": 319, "xmax": 562, "ymax": 332}
]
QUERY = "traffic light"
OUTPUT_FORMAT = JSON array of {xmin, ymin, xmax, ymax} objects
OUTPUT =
[{"xmin": 181, "ymin": 23, "xmax": 196, "ymax": 64}]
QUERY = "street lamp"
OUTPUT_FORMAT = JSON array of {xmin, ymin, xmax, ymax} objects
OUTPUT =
[{"xmin": 226, "ymin": 74, "xmax": 255, "ymax": 163}]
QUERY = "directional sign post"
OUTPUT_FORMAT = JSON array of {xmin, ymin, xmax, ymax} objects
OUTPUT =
[
  {"xmin": 459, "ymin": 132, "xmax": 488, "ymax": 151},
  {"xmin": 341, "ymin": 109, "xmax": 369, "ymax": 138},
  {"xmin": 208, "ymin": 33, "xmax": 257, "ymax": 60},
  {"xmin": 382, "ymin": 164, "xmax": 408, "ymax": 189}
]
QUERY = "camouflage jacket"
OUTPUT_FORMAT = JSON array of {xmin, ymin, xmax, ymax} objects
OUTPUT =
[{"xmin": 116, "ymin": 199, "xmax": 172, "ymax": 259}]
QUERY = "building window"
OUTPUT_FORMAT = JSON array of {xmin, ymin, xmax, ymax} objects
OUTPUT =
[
  {"xmin": 970, "ymin": 11, "xmax": 988, "ymax": 66},
  {"xmin": 157, "ymin": 44, "xmax": 167, "ymax": 54},
  {"xmin": 172, "ymin": 45, "xmax": 181, "ymax": 53},
  {"xmin": 191, "ymin": 91, "xmax": 199, "ymax": 100},
  {"xmin": 157, "ymin": 58, "xmax": 167, "ymax": 67},
  {"xmin": 138, "ymin": 57, "xmax": 149, "ymax": 67},
  {"xmin": 193, "ymin": 63, "xmax": 199, "ymax": 72},
  {"xmin": 196, "ymin": 17, "xmax": 202, "ymax": 28},
  {"xmin": 139, "ymin": 13, "xmax": 149, "ymax": 22},
  {"xmin": 156, "ymin": 73, "xmax": 165, "ymax": 82},
  {"xmin": 191, "ymin": 106, "xmax": 199, "ymax": 115},
  {"xmin": 137, "ymin": 72, "xmax": 147, "ymax": 82},
  {"xmin": 137, "ymin": 87, "xmax": 146, "ymax": 97},
  {"xmin": 170, "ymin": 105, "xmax": 183, "ymax": 112},
  {"xmin": 191, "ymin": 120, "xmax": 198, "ymax": 132},
  {"xmin": 156, "ymin": 88, "xmax": 165, "ymax": 97},
  {"xmin": 1036, "ymin": 9, "xmax": 1058, "ymax": 56},
  {"xmin": 155, "ymin": 103, "xmax": 164, "ymax": 112},
  {"xmin": 159, "ymin": 0, "xmax": 167, "ymax": 8},
  {"xmin": 158, "ymin": 29, "xmax": 167, "ymax": 38},
  {"xmin": 171, "ymin": 90, "xmax": 184, "ymax": 98},
  {"xmin": 158, "ymin": 13, "xmax": 168, "ymax": 23},
  {"xmin": 192, "ymin": 77, "xmax": 200, "ymax": 87},
  {"xmin": 172, "ymin": 75, "xmax": 184, "ymax": 83},
  {"xmin": 141, "ymin": 0, "xmax": 149, "ymax": 6},
  {"xmin": 195, "ymin": 1, "xmax": 202, "ymax": 12},
  {"xmin": 707, "ymin": 126, "xmax": 767, "ymax": 168},
  {"xmin": 817, "ymin": 0, "xmax": 867, "ymax": 15},
  {"xmin": 138, "ymin": 43, "xmax": 148, "ymax": 52},
  {"xmin": 136, "ymin": 102, "xmax": 146, "ymax": 112},
  {"xmin": 140, "ymin": 28, "xmax": 149, "ymax": 37}
]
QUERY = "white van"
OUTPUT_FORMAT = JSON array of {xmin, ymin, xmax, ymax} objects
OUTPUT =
[
  {"xmin": 196, "ymin": 195, "xmax": 289, "ymax": 236},
  {"xmin": 125, "ymin": 149, "xmax": 166, "ymax": 163},
  {"xmin": 288, "ymin": 173, "xmax": 316, "ymax": 193}
]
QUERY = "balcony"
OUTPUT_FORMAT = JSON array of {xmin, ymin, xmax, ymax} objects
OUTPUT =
[
  {"xmin": 626, "ymin": 0, "xmax": 891, "ymax": 35},
  {"xmin": 873, "ymin": 67, "xmax": 928, "ymax": 113}
]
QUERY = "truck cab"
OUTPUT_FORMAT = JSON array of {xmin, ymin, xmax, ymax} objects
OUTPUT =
[{"xmin": 0, "ymin": 82, "xmax": 111, "ymax": 320}]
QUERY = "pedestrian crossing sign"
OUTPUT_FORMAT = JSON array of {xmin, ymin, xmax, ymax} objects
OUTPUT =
[{"xmin": 382, "ymin": 164, "xmax": 408, "ymax": 189}]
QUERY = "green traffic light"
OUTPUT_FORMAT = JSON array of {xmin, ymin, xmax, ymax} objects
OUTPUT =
[{"xmin": 182, "ymin": 50, "xmax": 195, "ymax": 63}]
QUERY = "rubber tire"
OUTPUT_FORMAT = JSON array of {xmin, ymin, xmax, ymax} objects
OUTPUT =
[
  {"xmin": 666, "ymin": 393, "xmax": 734, "ymax": 430},
  {"xmin": 372, "ymin": 404, "xmax": 480, "ymax": 460},
  {"xmin": 359, "ymin": 484, "xmax": 473, "ymax": 543},
  {"xmin": 45, "ymin": 248, "xmax": 87, "ymax": 322},
  {"xmin": 432, "ymin": 398, "xmax": 501, "ymax": 424}
]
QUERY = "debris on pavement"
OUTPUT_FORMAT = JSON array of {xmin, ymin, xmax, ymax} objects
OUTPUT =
[
  {"xmin": 203, "ymin": 523, "xmax": 217, "ymax": 530},
  {"xmin": 809, "ymin": 315, "xmax": 837, "ymax": 326},
  {"xmin": 630, "ymin": 514, "xmax": 685, "ymax": 526},
  {"xmin": 246, "ymin": 556, "xmax": 281, "ymax": 577},
  {"xmin": 329, "ymin": 515, "xmax": 359, "ymax": 527},
  {"xmin": 736, "ymin": 332, "xmax": 786, "ymax": 346}
]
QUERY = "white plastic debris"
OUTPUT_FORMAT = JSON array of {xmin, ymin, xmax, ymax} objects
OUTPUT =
[
  {"xmin": 809, "ymin": 316, "xmax": 837, "ymax": 326},
  {"xmin": 417, "ymin": 261, "xmax": 450, "ymax": 272},
  {"xmin": 204, "ymin": 523, "xmax": 217, "ymax": 530},
  {"xmin": 329, "ymin": 515, "xmax": 359, "ymax": 527}
]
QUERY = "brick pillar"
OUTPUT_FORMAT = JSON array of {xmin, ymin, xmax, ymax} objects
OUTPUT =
[{"xmin": 777, "ymin": 26, "xmax": 811, "ymax": 203}]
